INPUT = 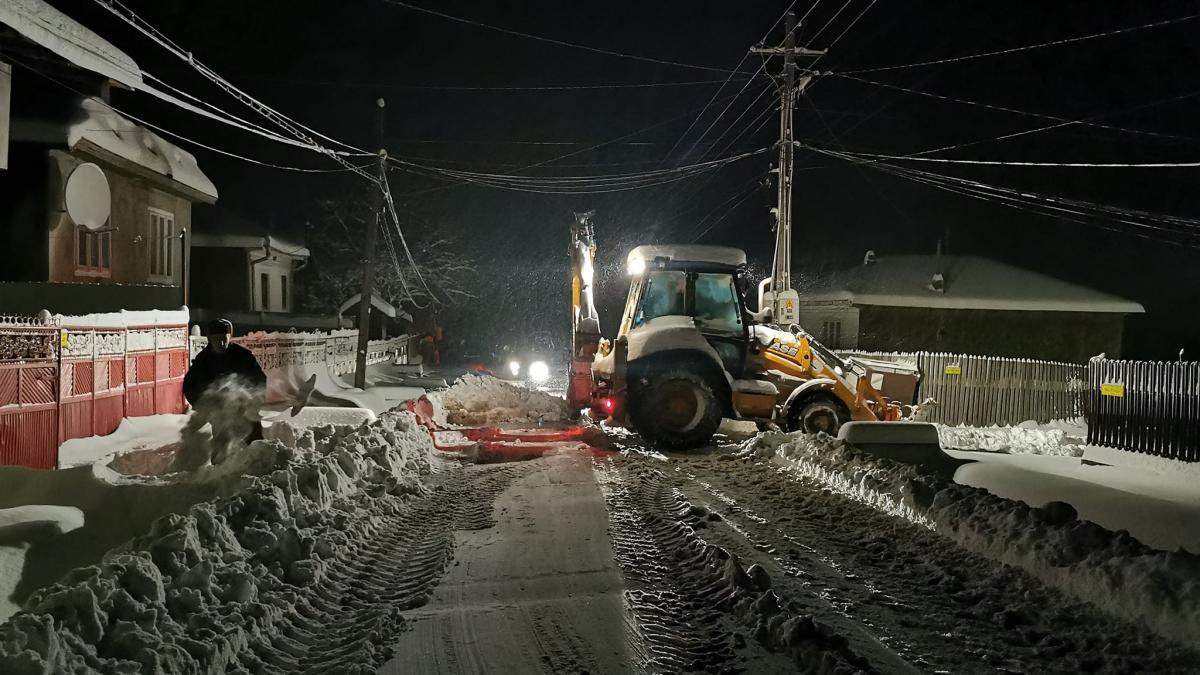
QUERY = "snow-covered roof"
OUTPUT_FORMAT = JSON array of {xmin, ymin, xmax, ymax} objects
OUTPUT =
[
  {"xmin": 337, "ymin": 292, "xmax": 413, "ymax": 322},
  {"xmin": 0, "ymin": 0, "xmax": 142, "ymax": 89},
  {"xmin": 190, "ymin": 232, "xmax": 310, "ymax": 258},
  {"xmin": 191, "ymin": 207, "xmax": 308, "ymax": 256},
  {"xmin": 68, "ymin": 98, "xmax": 218, "ymax": 202},
  {"xmin": 801, "ymin": 255, "xmax": 1144, "ymax": 314},
  {"xmin": 628, "ymin": 244, "xmax": 746, "ymax": 268}
]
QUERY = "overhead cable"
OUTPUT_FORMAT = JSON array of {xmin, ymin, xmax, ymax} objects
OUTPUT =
[
  {"xmin": 840, "ymin": 12, "xmax": 1200, "ymax": 75},
  {"xmin": 380, "ymin": 0, "xmax": 747, "ymax": 74},
  {"xmin": 834, "ymin": 74, "xmax": 1199, "ymax": 143}
]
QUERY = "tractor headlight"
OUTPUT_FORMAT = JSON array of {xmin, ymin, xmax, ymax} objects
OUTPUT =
[
  {"xmin": 528, "ymin": 360, "xmax": 550, "ymax": 383},
  {"xmin": 508, "ymin": 360, "xmax": 521, "ymax": 377},
  {"xmin": 627, "ymin": 255, "xmax": 646, "ymax": 276}
]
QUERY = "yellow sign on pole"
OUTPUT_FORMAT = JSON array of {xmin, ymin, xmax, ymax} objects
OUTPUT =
[
  {"xmin": 1101, "ymin": 383, "xmax": 1125, "ymax": 398},
  {"xmin": 60, "ymin": 331, "xmax": 69, "ymax": 348},
  {"xmin": 944, "ymin": 365, "xmax": 961, "ymax": 376}
]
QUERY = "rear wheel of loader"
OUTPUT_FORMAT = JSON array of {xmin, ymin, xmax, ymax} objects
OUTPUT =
[
  {"xmin": 790, "ymin": 395, "xmax": 849, "ymax": 436},
  {"xmin": 629, "ymin": 369, "xmax": 723, "ymax": 451}
]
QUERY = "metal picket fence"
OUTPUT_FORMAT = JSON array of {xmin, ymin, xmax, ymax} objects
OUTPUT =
[
  {"xmin": 1087, "ymin": 358, "xmax": 1200, "ymax": 462},
  {"xmin": 916, "ymin": 352, "xmax": 1086, "ymax": 426}
]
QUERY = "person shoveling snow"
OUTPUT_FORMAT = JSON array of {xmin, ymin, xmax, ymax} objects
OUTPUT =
[{"xmin": 175, "ymin": 319, "xmax": 314, "ymax": 470}]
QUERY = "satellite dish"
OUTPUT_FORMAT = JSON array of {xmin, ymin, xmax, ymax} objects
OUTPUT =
[{"xmin": 64, "ymin": 163, "xmax": 111, "ymax": 231}]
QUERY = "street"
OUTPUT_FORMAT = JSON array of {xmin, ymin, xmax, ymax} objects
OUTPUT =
[{"xmin": 372, "ymin": 435, "xmax": 1199, "ymax": 674}]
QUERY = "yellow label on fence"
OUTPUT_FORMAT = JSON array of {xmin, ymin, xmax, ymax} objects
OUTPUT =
[
  {"xmin": 944, "ymin": 365, "xmax": 961, "ymax": 375},
  {"xmin": 60, "ymin": 331, "xmax": 68, "ymax": 348},
  {"xmin": 1101, "ymin": 383, "xmax": 1125, "ymax": 398}
]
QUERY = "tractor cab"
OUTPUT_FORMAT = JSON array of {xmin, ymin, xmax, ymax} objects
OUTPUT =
[{"xmin": 616, "ymin": 245, "xmax": 753, "ymax": 377}]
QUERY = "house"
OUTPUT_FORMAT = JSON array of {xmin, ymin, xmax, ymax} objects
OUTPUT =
[
  {"xmin": 797, "ymin": 253, "xmax": 1145, "ymax": 362},
  {"xmin": 188, "ymin": 207, "xmax": 324, "ymax": 333},
  {"xmin": 0, "ymin": 0, "xmax": 217, "ymax": 315}
]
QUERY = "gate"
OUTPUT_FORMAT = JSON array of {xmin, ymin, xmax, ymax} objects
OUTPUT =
[{"xmin": 0, "ymin": 321, "xmax": 60, "ymax": 469}]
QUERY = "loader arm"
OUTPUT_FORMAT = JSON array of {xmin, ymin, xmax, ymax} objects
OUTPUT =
[{"xmin": 568, "ymin": 212, "xmax": 602, "ymax": 411}]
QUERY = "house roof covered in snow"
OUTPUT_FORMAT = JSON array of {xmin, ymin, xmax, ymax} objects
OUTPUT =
[
  {"xmin": 68, "ymin": 98, "xmax": 218, "ymax": 202},
  {"xmin": 0, "ymin": 0, "xmax": 142, "ymax": 89},
  {"xmin": 191, "ymin": 207, "xmax": 309, "ymax": 258},
  {"xmin": 628, "ymin": 245, "xmax": 746, "ymax": 269},
  {"xmin": 800, "ymin": 255, "xmax": 1144, "ymax": 314}
]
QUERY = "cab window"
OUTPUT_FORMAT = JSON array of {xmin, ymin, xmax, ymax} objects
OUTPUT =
[
  {"xmin": 693, "ymin": 273, "xmax": 742, "ymax": 334},
  {"xmin": 634, "ymin": 270, "xmax": 686, "ymax": 327}
]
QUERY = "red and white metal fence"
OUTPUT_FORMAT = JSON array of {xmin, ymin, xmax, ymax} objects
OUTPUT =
[
  {"xmin": 58, "ymin": 322, "xmax": 190, "ymax": 444},
  {"xmin": 0, "ymin": 313, "xmax": 191, "ymax": 470},
  {"xmin": 0, "ymin": 321, "xmax": 59, "ymax": 470}
]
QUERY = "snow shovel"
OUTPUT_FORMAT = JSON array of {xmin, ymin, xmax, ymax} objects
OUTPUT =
[{"xmin": 290, "ymin": 374, "xmax": 318, "ymax": 417}]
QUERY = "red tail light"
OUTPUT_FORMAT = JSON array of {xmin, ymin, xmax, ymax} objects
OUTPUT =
[{"xmin": 602, "ymin": 397, "xmax": 614, "ymax": 412}]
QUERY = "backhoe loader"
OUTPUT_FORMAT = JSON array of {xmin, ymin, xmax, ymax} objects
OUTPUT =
[{"xmin": 566, "ymin": 213, "xmax": 913, "ymax": 450}]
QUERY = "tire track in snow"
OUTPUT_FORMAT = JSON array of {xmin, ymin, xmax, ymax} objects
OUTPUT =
[
  {"xmin": 251, "ymin": 461, "xmax": 527, "ymax": 674},
  {"xmin": 596, "ymin": 456, "xmax": 875, "ymax": 674},
  {"xmin": 672, "ymin": 454, "xmax": 1200, "ymax": 675}
]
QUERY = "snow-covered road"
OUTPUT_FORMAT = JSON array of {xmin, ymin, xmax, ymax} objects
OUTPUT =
[{"xmin": 3, "ymin": 374, "xmax": 1199, "ymax": 673}]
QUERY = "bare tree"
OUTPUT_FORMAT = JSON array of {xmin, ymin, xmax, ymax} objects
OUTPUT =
[{"xmin": 298, "ymin": 190, "xmax": 475, "ymax": 314}]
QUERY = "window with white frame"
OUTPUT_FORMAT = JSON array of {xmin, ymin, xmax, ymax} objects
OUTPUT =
[
  {"xmin": 148, "ymin": 209, "xmax": 175, "ymax": 281},
  {"xmin": 76, "ymin": 226, "xmax": 111, "ymax": 276}
]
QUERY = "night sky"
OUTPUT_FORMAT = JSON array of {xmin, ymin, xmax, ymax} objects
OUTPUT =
[{"xmin": 46, "ymin": 0, "xmax": 1200, "ymax": 359}]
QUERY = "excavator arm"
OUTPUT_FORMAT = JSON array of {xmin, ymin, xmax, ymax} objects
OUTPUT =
[{"xmin": 568, "ymin": 211, "xmax": 602, "ymax": 411}]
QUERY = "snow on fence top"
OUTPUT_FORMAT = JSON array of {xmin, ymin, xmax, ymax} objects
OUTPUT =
[{"xmin": 56, "ymin": 308, "xmax": 190, "ymax": 329}]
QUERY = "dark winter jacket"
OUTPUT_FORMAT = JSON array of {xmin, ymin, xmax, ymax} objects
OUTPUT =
[{"xmin": 183, "ymin": 343, "xmax": 267, "ymax": 406}]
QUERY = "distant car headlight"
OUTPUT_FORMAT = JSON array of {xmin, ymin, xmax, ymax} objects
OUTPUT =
[
  {"xmin": 528, "ymin": 360, "xmax": 550, "ymax": 383},
  {"xmin": 508, "ymin": 360, "xmax": 521, "ymax": 377}
]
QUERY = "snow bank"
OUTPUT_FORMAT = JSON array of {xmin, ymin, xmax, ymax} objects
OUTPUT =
[
  {"xmin": 278, "ymin": 406, "xmax": 376, "ymax": 430},
  {"xmin": 0, "ymin": 411, "xmax": 435, "ymax": 673},
  {"xmin": 937, "ymin": 418, "xmax": 1086, "ymax": 456},
  {"xmin": 433, "ymin": 374, "xmax": 570, "ymax": 426},
  {"xmin": 59, "ymin": 415, "xmax": 189, "ymax": 469},
  {"xmin": 741, "ymin": 431, "xmax": 1200, "ymax": 646},
  {"xmin": 0, "ymin": 507, "xmax": 85, "ymax": 621}
]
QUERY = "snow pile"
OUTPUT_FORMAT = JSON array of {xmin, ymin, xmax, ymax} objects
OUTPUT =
[
  {"xmin": 433, "ymin": 374, "xmax": 570, "ymax": 426},
  {"xmin": 0, "ymin": 411, "xmax": 435, "ymax": 673},
  {"xmin": 281, "ymin": 406, "xmax": 376, "ymax": 430},
  {"xmin": 0, "ymin": 507, "xmax": 85, "ymax": 621},
  {"xmin": 59, "ymin": 415, "xmax": 189, "ymax": 469},
  {"xmin": 937, "ymin": 419, "xmax": 1086, "ymax": 457},
  {"xmin": 741, "ymin": 431, "xmax": 1200, "ymax": 646}
]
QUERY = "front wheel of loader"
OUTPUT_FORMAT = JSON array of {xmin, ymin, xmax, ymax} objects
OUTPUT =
[
  {"xmin": 629, "ymin": 369, "xmax": 723, "ymax": 451},
  {"xmin": 789, "ymin": 395, "xmax": 850, "ymax": 436}
]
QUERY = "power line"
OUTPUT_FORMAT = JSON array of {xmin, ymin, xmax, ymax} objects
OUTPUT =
[
  {"xmin": 662, "ymin": 0, "xmax": 801, "ymax": 164},
  {"xmin": 840, "ymin": 11, "xmax": 1200, "ymax": 75},
  {"xmin": 380, "ymin": 0, "xmax": 747, "ymax": 74},
  {"xmin": 94, "ymin": 0, "xmax": 373, "ymax": 167},
  {"xmin": 834, "ymin": 74, "xmax": 1200, "ymax": 143},
  {"xmin": 6, "ymin": 52, "xmax": 372, "ymax": 174},
  {"xmin": 808, "ymin": 145, "xmax": 1200, "ymax": 245},
  {"xmin": 828, "ymin": 149, "xmax": 1200, "ymax": 169},
  {"xmin": 814, "ymin": 0, "xmax": 878, "ymax": 53},
  {"xmin": 243, "ymin": 76, "xmax": 759, "ymax": 91},
  {"xmin": 806, "ymin": 0, "xmax": 855, "ymax": 45},
  {"xmin": 388, "ymin": 149, "xmax": 769, "ymax": 194}
]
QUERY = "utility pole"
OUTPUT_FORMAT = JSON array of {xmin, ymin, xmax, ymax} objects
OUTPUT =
[
  {"xmin": 354, "ymin": 97, "xmax": 386, "ymax": 389},
  {"xmin": 751, "ymin": 12, "xmax": 824, "ymax": 324}
]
